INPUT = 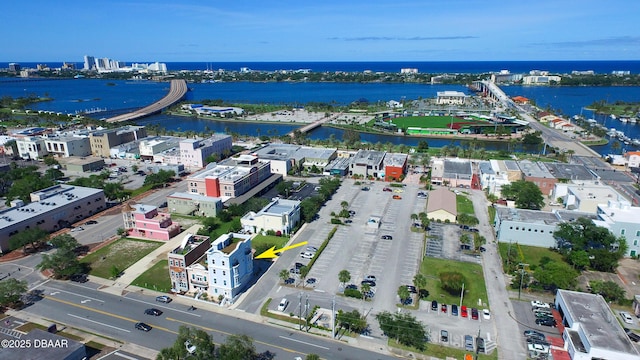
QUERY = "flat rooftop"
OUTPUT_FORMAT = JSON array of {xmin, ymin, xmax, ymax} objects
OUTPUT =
[
  {"xmin": 168, "ymin": 192, "xmax": 221, "ymax": 202},
  {"xmin": 352, "ymin": 150, "xmax": 385, "ymax": 166},
  {"xmin": 518, "ymin": 160, "xmax": 555, "ymax": 178},
  {"xmin": 495, "ymin": 207, "xmax": 561, "ymax": 225},
  {"xmin": 262, "ymin": 198, "xmax": 300, "ymax": 215},
  {"xmin": 543, "ymin": 163, "xmax": 596, "ymax": 181},
  {"xmin": 297, "ymin": 146, "xmax": 336, "ymax": 161},
  {"xmin": 444, "ymin": 159, "xmax": 472, "ymax": 175},
  {"xmin": 557, "ymin": 289, "xmax": 638, "ymax": 355}
]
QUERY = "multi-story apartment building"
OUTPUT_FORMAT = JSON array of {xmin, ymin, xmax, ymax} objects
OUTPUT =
[
  {"xmin": 167, "ymin": 192, "xmax": 223, "ymax": 217},
  {"xmin": 204, "ymin": 233, "xmax": 253, "ymax": 302},
  {"xmin": 168, "ymin": 233, "xmax": 211, "ymax": 293},
  {"xmin": 187, "ymin": 155, "xmax": 272, "ymax": 199},
  {"xmin": 122, "ymin": 203, "xmax": 181, "ymax": 241},
  {"xmin": 0, "ymin": 185, "xmax": 106, "ymax": 253},
  {"xmin": 349, "ymin": 150, "xmax": 385, "ymax": 178},
  {"xmin": 596, "ymin": 200, "xmax": 640, "ymax": 257}
]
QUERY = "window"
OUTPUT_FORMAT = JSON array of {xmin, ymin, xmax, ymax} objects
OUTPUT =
[
  {"xmin": 635, "ymin": 240, "xmax": 638, "ymax": 246},
  {"xmin": 223, "ymin": 280, "xmax": 227, "ymax": 286},
  {"xmin": 621, "ymin": 229, "xmax": 626, "ymax": 235},
  {"xmin": 636, "ymin": 230, "xmax": 640, "ymax": 237},
  {"xmin": 222, "ymin": 271, "xmax": 226, "ymax": 276}
]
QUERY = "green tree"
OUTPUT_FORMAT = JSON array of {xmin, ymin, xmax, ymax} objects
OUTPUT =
[
  {"xmin": 218, "ymin": 334, "xmax": 256, "ymax": 360},
  {"xmin": 43, "ymin": 155, "xmax": 59, "ymax": 166},
  {"xmin": 157, "ymin": 326, "xmax": 216, "ymax": 360},
  {"xmin": 338, "ymin": 270, "xmax": 351, "ymax": 287},
  {"xmin": 500, "ymin": 180, "xmax": 544, "ymax": 210},
  {"xmin": 9, "ymin": 227, "xmax": 48, "ymax": 253},
  {"xmin": 510, "ymin": 270, "xmax": 531, "ymax": 290},
  {"xmin": 397, "ymin": 285, "xmax": 410, "ymax": 303},
  {"xmin": 376, "ymin": 311, "xmax": 426, "ymax": 350},
  {"xmin": 279, "ymin": 269, "xmax": 290, "ymax": 283},
  {"xmin": 522, "ymin": 131, "xmax": 544, "ymax": 145},
  {"xmin": 299, "ymin": 266, "xmax": 310, "ymax": 286},
  {"xmin": 144, "ymin": 169, "xmax": 176, "ymax": 188},
  {"xmin": 439, "ymin": 271, "xmax": 465, "ymax": 295},
  {"xmin": 533, "ymin": 261, "xmax": 578, "ymax": 291},
  {"xmin": 336, "ymin": 309, "xmax": 367, "ymax": 334},
  {"xmin": 567, "ymin": 250, "xmax": 590, "ymax": 270},
  {"xmin": 37, "ymin": 247, "xmax": 83, "ymax": 279},
  {"xmin": 306, "ymin": 355, "xmax": 321, "ymax": 360},
  {"xmin": 49, "ymin": 234, "xmax": 80, "ymax": 251},
  {"xmin": 413, "ymin": 273, "xmax": 428, "ymax": 299},
  {"xmin": 45, "ymin": 167, "xmax": 64, "ymax": 181},
  {"xmin": 589, "ymin": 280, "xmax": 626, "ymax": 303},
  {"xmin": 416, "ymin": 140, "xmax": 429, "ymax": 152},
  {"xmin": 0, "ymin": 278, "xmax": 28, "ymax": 308}
]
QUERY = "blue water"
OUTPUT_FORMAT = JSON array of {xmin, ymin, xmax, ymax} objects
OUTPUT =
[
  {"xmin": 3, "ymin": 74, "xmax": 640, "ymax": 155},
  {"xmin": 4, "ymin": 60, "xmax": 640, "ymax": 74}
]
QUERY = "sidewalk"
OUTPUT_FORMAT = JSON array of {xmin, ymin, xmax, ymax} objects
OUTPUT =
[{"xmin": 97, "ymin": 224, "xmax": 202, "ymax": 295}]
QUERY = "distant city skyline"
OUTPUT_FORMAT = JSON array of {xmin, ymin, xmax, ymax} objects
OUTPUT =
[{"xmin": 2, "ymin": 0, "xmax": 640, "ymax": 62}]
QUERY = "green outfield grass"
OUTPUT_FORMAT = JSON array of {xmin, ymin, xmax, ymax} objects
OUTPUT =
[{"xmin": 391, "ymin": 115, "xmax": 488, "ymax": 129}]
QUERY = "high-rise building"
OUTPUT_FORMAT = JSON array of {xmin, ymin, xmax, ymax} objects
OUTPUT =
[
  {"xmin": 83, "ymin": 55, "xmax": 95, "ymax": 70},
  {"xmin": 8, "ymin": 63, "xmax": 20, "ymax": 72}
]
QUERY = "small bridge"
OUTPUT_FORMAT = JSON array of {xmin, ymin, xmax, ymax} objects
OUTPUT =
[{"xmin": 106, "ymin": 79, "xmax": 187, "ymax": 123}]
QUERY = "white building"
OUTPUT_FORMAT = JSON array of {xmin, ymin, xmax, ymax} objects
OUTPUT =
[
  {"xmin": 595, "ymin": 200, "xmax": 640, "ymax": 257},
  {"xmin": 0, "ymin": 185, "xmax": 106, "ymax": 253},
  {"xmin": 478, "ymin": 160, "xmax": 512, "ymax": 197},
  {"xmin": 205, "ymin": 233, "xmax": 253, "ymax": 302},
  {"xmin": 15, "ymin": 137, "xmax": 47, "ymax": 160},
  {"xmin": 522, "ymin": 75, "xmax": 561, "ymax": 85},
  {"xmin": 44, "ymin": 136, "xmax": 91, "ymax": 158},
  {"xmin": 139, "ymin": 137, "xmax": 180, "ymax": 159},
  {"xmin": 241, "ymin": 198, "xmax": 301, "ymax": 235},
  {"xmin": 436, "ymin": 91, "xmax": 466, "ymax": 105},
  {"xmin": 552, "ymin": 182, "xmax": 623, "ymax": 214},
  {"xmin": 555, "ymin": 289, "xmax": 640, "ymax": 360}
]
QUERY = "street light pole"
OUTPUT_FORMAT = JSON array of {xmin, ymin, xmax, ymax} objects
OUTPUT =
[{"xmin": 518, "ymin": 263, "xmax": 529, "ymax": 300}]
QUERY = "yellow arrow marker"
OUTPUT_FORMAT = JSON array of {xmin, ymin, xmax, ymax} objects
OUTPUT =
[{"xmin": 255, "ymin": 241, "xmax": 308, "ymax": 259}]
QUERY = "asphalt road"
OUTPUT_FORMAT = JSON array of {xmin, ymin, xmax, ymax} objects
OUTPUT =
[{"xmin": 25, "ymin": 280, "xmax": 396, "ymax": 360}]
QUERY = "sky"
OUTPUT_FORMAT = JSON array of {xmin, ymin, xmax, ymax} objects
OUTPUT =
[{"xmin": 2, "ymin": 0, "xmax": 640, "ymax": 63}]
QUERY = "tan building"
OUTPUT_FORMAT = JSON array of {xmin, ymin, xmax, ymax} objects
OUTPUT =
[
  {"xmin": 89, "ymin": 126, "xmax": 147, "ymax": 158},
  {"xmin": 426, "ymin": 187, "xmax": 457, "ymax": 222}
]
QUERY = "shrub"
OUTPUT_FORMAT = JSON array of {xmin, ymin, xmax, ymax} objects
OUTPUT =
[
  {"xmin": 344, "ymin": 288, "xmax": 362, "ymax": 299},
  {"xmin": 330, "ymin": 218, "xmax": 342, "ymax": 224},
  {"xmin": 439, "ymin": 271, "xmax": 465, "ymax": 295}
]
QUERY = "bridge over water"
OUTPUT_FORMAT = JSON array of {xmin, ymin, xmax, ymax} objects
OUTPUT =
[{"xmin": 106, "ymin": 79, "xmax": 187, "ymax": 123}]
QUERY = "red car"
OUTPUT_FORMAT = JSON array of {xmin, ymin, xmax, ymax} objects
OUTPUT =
[
  {"xmin": 471, "ymin": 307, "xmax": 479, "ymax": 320},
  {"xmin": 461, "ymin": 305, "xmax": 468, "ymax": 318},
  {"xmin": 441, "ymin": 304, "xmax": 447, "ymax": 313}
]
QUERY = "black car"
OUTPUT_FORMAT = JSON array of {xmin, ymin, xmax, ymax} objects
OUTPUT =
[
  {"xmin": 284, "ymin": 277, "xmax": 295, "ymax": 285},
  {"xmin": 69, "ymin": 274, "xmax": 88, "ymax": 283},
  {"xmin": 479, "ymin": 246, "xmax": 487, "ymax": 252},
  {"xmin": 451, "ymin": 304, "xmax": 459, "ymax": 316},
  {"xmin": 524, "ymin": 330, "xmax": 546, "ymax": 340},
  {"xmin": 135, "ymin": 322, "xmax": 152, "ymax": 332},
  {"xmin": 145, "ymin": 308, "xmax": 163, "ymax": 316},
  {"xmin": 405, "ymin": 285, "xmax": 417, "ymax": 293},
  {"xmin": 306, "ymin": 278, "xmax": 317, "ymax": 285},
  {"xmin": 294, "ymin": 262, "xmax": 304, "ymax": 269},
  {"xmin": 402, "ymin": 297, "xmax": 413, "ymax": 305},
  {"xmin": 289, "ymin": 268, "xmax": 300, "ymax": 274},
  {"xmin": 381, "ymin": 235, "xmax": 393, "ymax": 240},
  {"xmin": 536, "ymin": 318, "xmax": 557, "ymax": 327},
  {"xmin": 85, "ymin": 220, "xmax": 98, "ymax": 225},
  {"xmin": 361, "ymin": 280, "xmax": 376, "ymax": 287},
  {"xmin": 431, "ymin": 300, "xmax": 438, "ymax": 311},
  {"xmin": 345, "ymin": 284, "xmax": 358, "ymax": 290}
]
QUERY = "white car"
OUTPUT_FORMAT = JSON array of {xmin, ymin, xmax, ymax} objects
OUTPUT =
[
  {"xmin": 300, "ymin": 251, "xmax": 314, "ymax": 259},
  {"xmin": 531, "ymin": 300, "xmax": 550, "ymax": 309},
  {"xmin": 70, "ymin": 226, "xmax": 84, "ymax": 232},
  {"xmin": 277, "ymin": 298, "xmax": 289, "ymax": 312},
  {"xmin": 482, "ymin": 308, "xmax": 491, "ymax": 320},
  {"xmin": 620, "ymin": 311, "xmax": 634, "ymax": 324}
]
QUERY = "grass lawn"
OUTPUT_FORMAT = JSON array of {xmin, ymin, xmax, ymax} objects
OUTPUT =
[
  {"xmin": 251, "ymin": 234, "xmax": 289, "ymax": 251},
  {"xmin": 391, "ymin": 116, "xmax": 486, "ymax": 130},
  {"xmin": 497, "ymin": 243, "xmax": 565, "ymax": 271},
  {"xmin": 457, "ymin": 195, "xmax": 475, "ymax": 215},
  {"xmin": 131, "ymin": 259, "xmax": 172, "ymax": 293},
  {"xmin": 390, "ymin": 339, "xmax": 497, "ymax": 360},
  {"xmin": 80, "ymin": 238, "xmax": 162, "ymax": 279},
  {"xmin": 420, "ymin": 257, "xmax": 488, "ymax": 309},
  {"xmin": 487, "ymin": 206, "xmax": 496, "ymax": 224}
]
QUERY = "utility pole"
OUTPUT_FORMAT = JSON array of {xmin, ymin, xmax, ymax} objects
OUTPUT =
[
  {"xmin": 459, "ymin": 282, "xmax": 465, "ymax": 309},
  {"xmin": 518, "ymin": 263, "xmax": 529, "ymax": 300},
  {"xmin": 331, "ymin": 296, "xmax": 336, "ymax": 339},
  {"xmin": 305, "ymin": 294, "xmax": 310, "ymax": 332},
  {"xmin": 298, "ymin": 292, "xmax": 303, "ymax": 330}
]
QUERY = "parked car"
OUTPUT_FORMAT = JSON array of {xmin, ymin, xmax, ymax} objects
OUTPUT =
[
  {"xmin": 277, "ymin": 298, "xmax": 289, "ymax": 312},
  {"xmin": 479, "ymin": 246, "xmax": 486, "ymax": 252},
  {"xmin": 620, "ymin": 311, "xmax": 634, "ymax": 324},
  {"xmin": 464, "ymin": 335, "xmax": 474, "ymax": 351},
  {"xmin": 306, "ymin": 278, "xmax": 317, "ymax": 285},
  {"xmin": 381, "ymin": 235, "xmax": 393, "ymax": 240},
  {"xmin": 392, "ymin": 195, "xmax": 402, "ymax": 200},
  {"xmin": 135, "ymin": 322, "xmax": 152, "ymax": 332},
  {"xmin": 284, "ymin": 277, "xmax": 295, "ymax": 285},
  {"xmin": 440, "ymin": 330, "xmax": 449, "ymax": 343},
  {"xmin": 300, "ymin": 251, "xmax": 314, "ymax": 259},
  {"xmin": 289, "ymin": 268, "xmax": 300, "ymax": 275},
  {"xmin": 531, "ymin": 300, "xmax": 550, "ymax": 309},
  {"xmin": 431, "ymin": 300, "xmax": 438, "ymax": 311},
  {"xmin": 402, "ymin": 297, "xmax": 412, "ymax": 305},
  {"xmin": 345, "ymin": 284, "xmax": 358, "ymax": 290},
  {"xmin": 461, "ymin": 305, "xmax": 468, "ymax": 318},
  {"xmin": 482, "ymin": 309, "xmax": 491, "ymax": 320},
  {"xmin": 155, "ymin": 295, "xmax": 172, "ymax": 303},
  {"xmin": 364, "ymin": 275, "xmax": 377, "ymax": 282},
  {"xmin": 85, "ymin": 220, "xmax": 98, "ymax": 225},
  {"xmin": 69, "ymin": 274, "xmax": 88, "ymax": 283},
  {"xmin": 405, "ymin": 285, "xmax": 417, "ymax": 294},
  {"xmin": 361, "ymin": 280, "xmax": 376, "ymax": 287},
  {"xmin": 383, "ymin": 187, "xmax": 392, "ymax": 192},
  {"xmin": 471, "ymin": 308, "xmax": 479, "ymax": 320},
  {"xmin": 476, "ymin": 337, "xmax": 485, "ymax": 354},
  {"xmin": 536, "ymin": 318, "xmax": 557, "ymax": 327},
  {"xmin": 524, "ymin": 330, "xmax": 546, "ymax": 341},
  {"xmin": 306, "ymin": 246, "xmax": 318, "ymax": 252},
  {"xmin": 145, "ymin": 308, "xmax": 163, "ymax": 316},
  {"xmin": 70, "ymin": 226, "xmax": 84, "ymax": 233},
  {"xmin": 441, "ymin": 304, "xmax": 447, "ymax": 313},
  {"xmin": 294, "ymin": 262, "xmax": 304, "ymax": 269}
]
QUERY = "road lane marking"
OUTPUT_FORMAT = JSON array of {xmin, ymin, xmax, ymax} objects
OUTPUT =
[
  {"xmin": 44, "ymin": 287, "xmax": 105, "ymax": 302},
  {"xmin": 45, "ymin": 296, "xmax": 177, "ymax": 334},
  {"xmin": 67, "ymin": 313, "xmax": 131, "ymax": 332},
  {"xmin": 278, "ymin": 335, "xmax": 330, "ymax": 350}
]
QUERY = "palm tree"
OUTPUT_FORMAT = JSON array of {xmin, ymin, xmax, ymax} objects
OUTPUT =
[
  {"xmin": 338, "ymin": 270, "xmax": 351, "ymax": 287},
  {"xmin": 340, "ymin": 201, "xmax": 349, "ymax": 210},
  {"xmin": 413, "ymin": 274, "xmax": 428, "ymax": 298}
]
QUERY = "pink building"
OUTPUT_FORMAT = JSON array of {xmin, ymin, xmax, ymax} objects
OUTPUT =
[{"xmin": 122, "ymin": 203, "xmax": 181, "ymax": 241}]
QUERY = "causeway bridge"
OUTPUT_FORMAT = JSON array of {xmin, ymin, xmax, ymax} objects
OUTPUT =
[
  {"xmin": 105, "ymin": 79, "xmax": 187, "ymax": 123},
  {"xmin": 288, "ymin": 113, "xmax": 343, "ymax": 137}
]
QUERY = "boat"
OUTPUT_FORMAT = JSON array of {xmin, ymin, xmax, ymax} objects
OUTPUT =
[
  {"xmin": 630, "ymin": 117, "xmax": 637, "ymax": 123},
  {"xmin": 610, "ymin": 114, "xmax": 617, "ymax": 120},
  {"xmin": 633, "ymin": 139, "xmax": 640, "ymax": 146},
  {"xmin": 620, "ymin": 118, "xmax": 628, "ymax": 123},
  {"xmin": 607, "ymin": 128, "xmax": 618, "ymax": 137}
]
